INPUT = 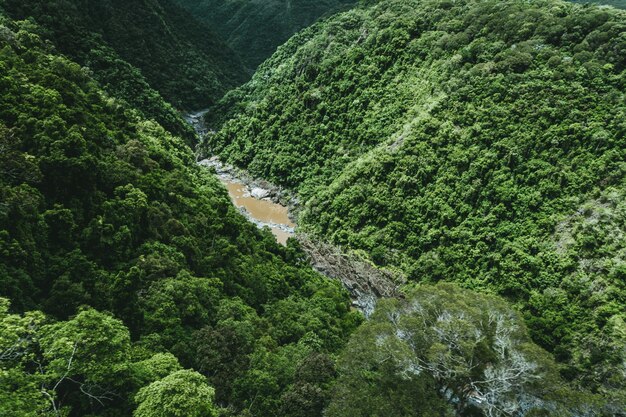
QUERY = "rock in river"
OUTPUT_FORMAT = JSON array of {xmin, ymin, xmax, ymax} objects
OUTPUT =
[{"xmin": 250, "ymin": 187, "xmax": 270, "ymax": 199}]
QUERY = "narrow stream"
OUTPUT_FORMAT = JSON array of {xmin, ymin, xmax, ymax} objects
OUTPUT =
[{"xmin": 186, "ymin": 110, "xmax": 296, "ymax": 245}]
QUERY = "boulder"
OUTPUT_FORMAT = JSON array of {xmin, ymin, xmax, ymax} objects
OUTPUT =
[{"xmin": 251, "ymin": 187, "xmax": 270, "ymax": 199}]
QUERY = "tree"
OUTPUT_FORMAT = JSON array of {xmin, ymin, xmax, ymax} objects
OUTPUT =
[
  {"xmin": 191, "ymin": 298, "xmax": 260, "ymax": 403},
  {"xmin": 0, "ymin": 301, "xmax": 137, "ymax": 416},
  {"xmin": 134, "ymin": 370, "xmax": 218, "ymax": 417},
  {"xmin": 139, "ymin": 271, "xmax": 223, "ymax": 348},
  {"xmin": 0, "ymin": 298, "xmax": 47, "ymax": 416},
  {"xmin": 280, "ymin": 353, "xmax": 337, "ymax": 417},
  {"xmin": 38, "ymin": 308, "xmax": 132, "ymax": 414},
  {"xmin": 328, "ymin": 284, "xmax": 571, "ymax": 417}
]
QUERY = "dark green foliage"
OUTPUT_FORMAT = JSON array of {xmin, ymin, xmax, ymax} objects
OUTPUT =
[
  {"xmin": 1, "ymin": 0, "xmax": 247, "ymax": 135},
  {"xmin": 173, "ymin": 0, "xmax": 356, "ymax": 70},
  {"xmin": 206, "ymin": 0, "xmax": 626, "ymax": 400},
  {"xmin": 569, "ymin": 0, "xmax": 625, "ymax": 9},
  {"xmin": 0, "ymin": 17, "xmax": 359, "ymax": 416}
]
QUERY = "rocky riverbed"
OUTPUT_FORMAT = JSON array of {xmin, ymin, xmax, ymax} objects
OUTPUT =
[
  {"xmin": 197, "ymin": 156, "xmax": 298, "ymax": 210},
  {"xmin": 197, "ymin": 156, "xmax": 297, "ymax": 244}
]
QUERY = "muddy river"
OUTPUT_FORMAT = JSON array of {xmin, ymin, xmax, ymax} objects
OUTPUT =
[
  {"xmin": 221, "ymin": 180, "xmax": 295, "ymax": 244},
  {"xmin": 187, "ymin": 111, "xmax": 295, "ymax": 244}
]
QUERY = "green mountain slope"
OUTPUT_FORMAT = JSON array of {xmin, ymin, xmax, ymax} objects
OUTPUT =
[
  {"xmin": 570, "ymin": 0, "xmax": 626, "ymax": 9},
  {"xmin": 1, "ymin": 0, "xmax": 247, "ymax": 114},
  {"xmin": 0, "ymin": 15, "xmax": 358, "ymax": 416},
  {"xmin": 173, "ymin": 0, "xmax": 356, "ymax": 70},
  {"xmin": 206, "ymin": 0, "xmax": 626, "ymax": 397}
]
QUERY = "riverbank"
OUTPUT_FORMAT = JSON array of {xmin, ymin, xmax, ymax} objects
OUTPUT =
[
  {"xmin": 185, "ymin": 109, "xmax": 298, "ymax": 243},
  {"xmin": 197, "ymin": 156, "xmax": 298, "ymax": 212},
  {"xmin": 198, "ymin": 156, "xmax": 296, "ymax": 244},
  {"xmin": 185, "ymin": 110, "xmax": 402, "ymax": 314}
]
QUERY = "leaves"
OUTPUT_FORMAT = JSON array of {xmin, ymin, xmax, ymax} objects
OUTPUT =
[
  {"xmin": 134, "ymin": 370, "xmax": 218, "ymax": 417},
  {"xmin": 329, "ymin": 284, "xmax": 573, "ymax": 416}
]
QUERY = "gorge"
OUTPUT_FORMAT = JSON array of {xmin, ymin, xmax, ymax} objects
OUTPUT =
[{"xmin": 1, "ymin": 0, "xmax": 626, "ymax": 416}]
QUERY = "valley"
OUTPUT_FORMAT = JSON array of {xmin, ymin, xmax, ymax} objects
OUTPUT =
[
  {"xmin": 186, "ymin": 110, "xmax": 296, "ymax": 244},
  {"xmin": 2, "ymin": 0, "xmax": 626, "ymax": 416}
]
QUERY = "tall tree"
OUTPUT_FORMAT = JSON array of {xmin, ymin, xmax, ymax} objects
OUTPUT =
[{"xmin": 328, "ymin": 284, "xmax": 579, "ymax": 416}]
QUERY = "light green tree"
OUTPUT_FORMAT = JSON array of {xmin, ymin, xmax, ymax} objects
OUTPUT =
[
  {"xmin": 0, "ymin": 301, "xmax": 137, "ymax": 416},
  {"xmin": 0, "ymin": 298, "xmax": 47, "ymax": 416},
  {"xmin": 134, "ymin": 369, "xmax": 218, "ymax": 417}
]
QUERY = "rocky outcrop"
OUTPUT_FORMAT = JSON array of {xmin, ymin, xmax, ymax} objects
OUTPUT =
[
  {"xmin": 183, "ymin": 109, "xmax": 210, "ymax": 137},
  {"xmin": 296, "ymin": 234, "xmax": 405, "ymax": 317}
]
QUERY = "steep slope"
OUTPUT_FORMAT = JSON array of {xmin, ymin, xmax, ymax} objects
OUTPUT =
[
  {"xmin": 1, "ymin": 0, "xmax": 247, "ymax": 115},
  {"xmin": 206, "ymin": 0, "xmax": 626, "ymax": 398},
  {"xmin": 0, "ymin": 14, "xmax": 358, "ymax": 416},
  {"xmin": 570, "ymin": 0, "xmax": 626, "ymax": 8},
  {"xmin": 173, "ymin": 0, "xmax": 356, "ymax": 70}
]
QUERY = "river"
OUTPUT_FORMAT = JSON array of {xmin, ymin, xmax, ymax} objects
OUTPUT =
[
  {"xmin": 223, "ymin": 180, "xmax": 295, "ymax": 244},
  {"xmin": 185, "ymin": 110, "xmax": 399, "ymax": 315},
  {"xmin": 185, "ymin": 110, "xmax": 296, "ymax": 245}
]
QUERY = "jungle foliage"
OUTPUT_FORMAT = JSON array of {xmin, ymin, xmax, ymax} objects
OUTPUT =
[
  {"xmin": 570, "ymin": 0, "xmax": 625, "ymax": 9},
  {"xmin": 205, "ymin": 0, "xmax": 626, "ymax": 402},
  {"xmin": 0, "ymin": 17, "xmax": 360, "ymax": 416},
  {"xmin": 172, "ymin": 0, "xmax": 356, "ymax": 70},
  {"xmin": 0, "ymin": 0, "xmax": 247, "ymax": 131},
  {"xmin": 3, "ymin": 0, "xmax": 626, "ymax": 414}
]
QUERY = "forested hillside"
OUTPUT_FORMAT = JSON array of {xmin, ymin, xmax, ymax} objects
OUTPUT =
[
  {"xmin": 570, "ymin": 0, "xmax": 625, "ymax": 9},
  {"xmin": 3, "ymin": 0, "xmax": 626, "ymax": 415},
  {"xmin": 0, "ymin": 0, "xmax": 246, "ymax": 124},
  {"xmin": 0, "ymin": 15, "xmax": 360, "ymax": 416},
  {"xmin": 205, "ymin": 0, "xmax": 626, "ymax": 403},
  {"xmin": 172, "ymin": 0, "xmax": 356, "ymax": 69}
]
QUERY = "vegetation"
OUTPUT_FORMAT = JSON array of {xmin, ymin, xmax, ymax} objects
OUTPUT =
[
  {"xmin": 570, "ymin": 0, "xmax": 625, "ymax": 9},
  {"xmin": 0, "ymin": 0, "xmax": 247, "ymax": 134},
  {"xmin": 328, "ymin": 284, "xmax": 589, "ymax": 416},
  {"xmin": 3, "ymin": 0, "xmax": 626, "ymax": 414},
  {"xmin": 0, "ymin": 16, "xmax": 359, "ymax": 416},
  {"xmin": 134, "ymin": 370, "xmax": 219, "ymax": 417},
  {"xmin": 172, "ymin": 0, "xmax": 356, "ymax": 70},
  {"xmin": 205, "ymin": 0, "xmax": 626, "ymax": 403}
]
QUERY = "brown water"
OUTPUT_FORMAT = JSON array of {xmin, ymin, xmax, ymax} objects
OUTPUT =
[
  {"xmin": 185, "ymin": 110, "xmax": 295, "ymax": 245},
  {"xmin": 222, "ymin": 180, "xmax": 295, "ymax": 245}
]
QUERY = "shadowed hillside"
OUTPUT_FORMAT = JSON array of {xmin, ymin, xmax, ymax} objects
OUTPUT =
[
  {"xmin": 1, "ymin": 0, "xmax": 247, "ymax": 122},
  {"xmin": 173, "ymin": 0, "xmax": 357, "ymax": 69}
]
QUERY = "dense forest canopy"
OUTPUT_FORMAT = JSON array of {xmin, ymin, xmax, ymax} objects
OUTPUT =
[
  {"xmin": 172, "ymin": 0, "xmax": 357, "ymax": 70},
  {"xmin": 0, "ymin": 0, "xmax": 247, "ymax": 115},
  {"xmin": 570, "ymin": 0, "xmax": 625, "ymax": 9},
  {"xmin": 2, "ymin": 0, "xmax": 626, "ymax": 415},
  {"xmin": 0, "ymin": 14, "xmax": 360, "ymax": 416},
  {"xmin": 205, "ymin": 0, "xmax": 626, "ymax": 403}
]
